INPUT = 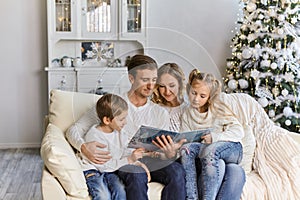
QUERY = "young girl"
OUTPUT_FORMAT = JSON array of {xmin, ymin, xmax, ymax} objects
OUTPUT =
[{"xmin": 180, "ymin": 69, "xmax": 245, "ymax": 200}]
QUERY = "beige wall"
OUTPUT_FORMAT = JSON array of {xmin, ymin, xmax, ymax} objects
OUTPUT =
[
  {"xmin": 0, "ymin": 0, "xmax": 239, "ymax": 147},
  {"xmin": 147, "ymin": 0, "xmax": 240, "ymax": 79},
  {"xmin": 0, "ymin": 0, "xmax": 48, "ymax": 148}
]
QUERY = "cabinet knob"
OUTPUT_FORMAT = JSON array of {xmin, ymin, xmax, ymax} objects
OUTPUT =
[
  {"xmin": 61, "ymin": 79, "xmax": 67, "ymax": 84},
  {"xmin": 97, "ymin": 79, "xmax": 103, "ymax": 84},
  {"xmin": 82, "ymin": 7, "xmax": 87, "ymax": 15}
]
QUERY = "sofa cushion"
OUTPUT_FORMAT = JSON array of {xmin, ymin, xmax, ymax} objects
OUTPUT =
[
  {"xmin": 40, "ymin": 123, "xmax": 89, "ymax": 199},
  {"xmin": 49, "ymin": 89, "xmax": 101, "ymax": 133}
]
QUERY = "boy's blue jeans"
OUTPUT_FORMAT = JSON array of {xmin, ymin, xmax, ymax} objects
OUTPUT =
[
  {"xmin": 180, "ymin": 142, "xmax": 245, "ymax": 200},
  {"xmin": 84, "ymin": 169, "xmax": 126, "ymax": 200}
]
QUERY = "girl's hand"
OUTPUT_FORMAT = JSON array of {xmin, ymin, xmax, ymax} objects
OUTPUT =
[
  {"xmin": 201, "ymin": 134, "xmax": 212, "ymax": 144},
  {"xmin": 152, "ymin": 135, "xmax": 186, "ymax": 159}
]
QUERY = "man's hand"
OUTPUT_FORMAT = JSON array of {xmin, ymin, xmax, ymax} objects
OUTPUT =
[
  {"xmin": 81, "ymin": 141, "xmax": 111, "ymax": 164},
  {"xmin": 152, "ymin": 135, "xmax": 187, "ymax": 159}
]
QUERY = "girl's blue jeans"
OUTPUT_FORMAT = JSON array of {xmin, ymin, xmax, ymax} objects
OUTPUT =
[
  {"xmin": 83, "ymin": 169, "xmax": 126, "ymax": 200},
  {"xmin": 180, "ymin": 141, "xmax": 245, "ymax": 200}
]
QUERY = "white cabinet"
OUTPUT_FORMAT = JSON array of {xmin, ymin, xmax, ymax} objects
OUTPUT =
[
  {"xmin": 45, "ymin": 0, "xmax": 145, "ymax": 98},
  {"xmin": 47, "ymin": 0, "xmax": 146, "ymax": 41}
]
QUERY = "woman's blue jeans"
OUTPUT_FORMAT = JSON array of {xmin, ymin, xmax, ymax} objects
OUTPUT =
[
  {"xmin": 180, "ymin": 142, "xmax": 245, "ymax": 200},
  {"xmin": 84, "ymin": 169, "xmax": 126, "ymax": 200}
]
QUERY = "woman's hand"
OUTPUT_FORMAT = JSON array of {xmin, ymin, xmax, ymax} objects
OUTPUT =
[
  {"xmin": 152, "ymin": 135, "xmax": 187, "ymax": 159},
  {"xmin": 81, "ymin": 141, "xmax": 112, "ymax": 164}
]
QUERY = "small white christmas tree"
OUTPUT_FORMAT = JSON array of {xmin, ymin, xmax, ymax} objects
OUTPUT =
[{"xmin": 224, "ymin": 0, "xmax": 300, "ymax": 133}]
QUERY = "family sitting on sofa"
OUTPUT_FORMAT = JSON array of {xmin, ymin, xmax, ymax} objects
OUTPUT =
[
  {"xmin": 41, "ymin": 55, "xmax": 300, "ymax": 200},
  {"xmin": 66, "ymin": 54, "xmax": 249, "ymax": 200}
]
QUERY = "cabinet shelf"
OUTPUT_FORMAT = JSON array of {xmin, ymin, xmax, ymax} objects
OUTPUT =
[
  {"xmin": 45, "ymin": 67, "xmax": 74, "ymax": 71},
  {"xmin": 128, "ymin": 4, "xmax": 140, "ymax": 7},
  {"xmin": 55, "ymin": 2, "xmax": 70, "ymax": 5}
]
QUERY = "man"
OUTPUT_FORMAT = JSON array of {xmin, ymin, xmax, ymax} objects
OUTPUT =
[{"xmin": 66, "ymin": 54, "xmax": 186, "ymax": 200}]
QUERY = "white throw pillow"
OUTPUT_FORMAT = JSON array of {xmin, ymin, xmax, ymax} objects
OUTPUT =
[{"xmin": 49, "ymin": 89, "xmax": 101, "ymax": 133}]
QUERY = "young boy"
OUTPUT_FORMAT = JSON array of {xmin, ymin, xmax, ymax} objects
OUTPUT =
[{"xmin": 77, "ymin": 93, "xmax": 148, "ymax": 200}]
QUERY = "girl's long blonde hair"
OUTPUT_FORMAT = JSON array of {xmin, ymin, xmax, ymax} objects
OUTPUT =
[{"xmin": 187, "ymin": 69, "xmax": 234, "ymax": 117}]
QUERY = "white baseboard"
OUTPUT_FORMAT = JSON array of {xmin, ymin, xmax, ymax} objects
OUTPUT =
[{"xmin": 0, "ymin": 143, "xmax": 41, "ymax": 149}]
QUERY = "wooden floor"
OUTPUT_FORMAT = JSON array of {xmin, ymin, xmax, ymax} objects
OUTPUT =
[{"xmin": 0, "ymin": 148, "xmax": 43, "ymax": 200}]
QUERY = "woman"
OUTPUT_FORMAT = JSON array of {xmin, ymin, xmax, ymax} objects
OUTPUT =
[
  {"xmin": 180, "ymin": 69, "xmax": 245, "ymax": 200},
  {"xmin": 152, "ymin": 63, "xmax": 188, "ymax": 132}
]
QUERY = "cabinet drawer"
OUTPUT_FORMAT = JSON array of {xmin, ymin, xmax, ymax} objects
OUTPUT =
[
  {"xmin": 77, "ymin": 68, "xmax": 131, "ymax": 94},
  {"xmin": 78, "ymin": 86, "xmax": 123, "ymax": 95},
  {"xmin": 49, "ymin": 71, "xmax": 76, "ymax": 91},
  {"xmin": 78, "ymin": 71, "xmax": 128, "ymax": 87}
]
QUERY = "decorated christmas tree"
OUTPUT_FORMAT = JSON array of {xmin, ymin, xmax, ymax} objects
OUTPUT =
[{"xmin": 223, "ymin": 0, "xmax": 300, "ymax": 133}]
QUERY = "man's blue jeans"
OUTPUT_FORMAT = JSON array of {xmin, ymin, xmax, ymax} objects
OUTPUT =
[
  {"xmin": 180, "ymin": 142, "xmax": 245, "ymax": 200},
  {"xmin": 84, "ymin": 169, "xmax": 126, "ymax": 200},
  {"xmin": 118, "ymin": 158, "xmax": 186, "ymax": 200}
]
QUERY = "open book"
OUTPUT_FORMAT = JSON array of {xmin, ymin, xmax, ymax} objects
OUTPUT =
[{"xmin": 128, "ymin": 125, "xmax": 212, "ymax": 151}]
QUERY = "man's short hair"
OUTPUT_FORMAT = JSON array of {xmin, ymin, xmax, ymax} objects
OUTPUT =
[{"xmin": 127, "ymin": 54, "xmax": 158, "ymax": 77}]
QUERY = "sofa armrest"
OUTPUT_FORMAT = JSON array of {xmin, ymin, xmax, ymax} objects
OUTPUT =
[
  {"xmin": 40, "ymin": 123, "xmax": 89, "ymax": 199},
  {"xmin": 44, "ymin": 115, "xmax": 49, "ymax": 133},
  {"xmin": 41, "ymin": 166, "xmax": 67, "ymax": 200}
]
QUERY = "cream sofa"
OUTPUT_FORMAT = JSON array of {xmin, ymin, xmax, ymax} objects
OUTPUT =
[{"xmin": 40, "ymin": 90, "xmax": 300, "ymax": 200}]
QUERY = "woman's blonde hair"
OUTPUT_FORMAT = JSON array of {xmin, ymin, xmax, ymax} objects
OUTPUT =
[
  {"xmin": 152, "ymin": 63, "xmax": 185, "ymax": 106},
  {"xmin": 187, "ymin": 69, "xmax": 234, "ymax": 117}
]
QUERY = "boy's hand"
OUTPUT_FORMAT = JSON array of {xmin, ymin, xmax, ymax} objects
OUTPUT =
[
  {"xmin": 128, "ymin": 148, "xmax": 145, "ymax": 163},
  {"xmin": 142, "ymin": 151, "xmax": 161, "ymax": 158},
  {"xmin": 81, "ymin": 141, "xmax": 112, "ymax": 164}
]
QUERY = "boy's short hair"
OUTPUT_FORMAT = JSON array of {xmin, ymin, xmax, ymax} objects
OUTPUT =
[
  {"xmin": 96, "ymin": 93, "xmax": 128, "ymax": 124},
  {"xmin": 126, "ymin": 54, "xmax": 158, "ymax": 77}
]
